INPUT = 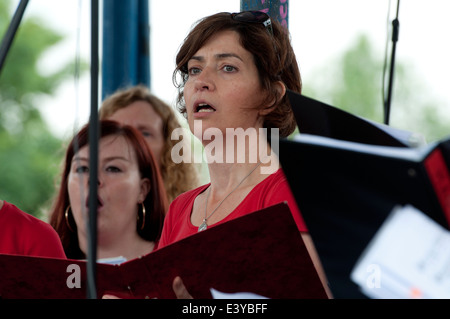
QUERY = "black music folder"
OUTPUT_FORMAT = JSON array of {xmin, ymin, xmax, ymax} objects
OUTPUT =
[
  {"xmin": 286, "ymin": 89, "xmax": 425, "ymax": 147},
  {"xmin": 279, "ymin": 133, "xmax": 450, "ymax": 298},
  {"xmin": 280, "ymin": 90, "xmax": 450, "ymax": 298},
  {"xmin": 0, "ymin": 203, "xmax": 328, "ymax": 299}
]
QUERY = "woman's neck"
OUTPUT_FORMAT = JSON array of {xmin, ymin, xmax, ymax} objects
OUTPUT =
[
  {"xmin": 80, "ymin": 231, "xmax": 155, "ymax": 261},
  {"xmin": 206, "ymin": 150, "xmax": 280, "ymax": 193}
]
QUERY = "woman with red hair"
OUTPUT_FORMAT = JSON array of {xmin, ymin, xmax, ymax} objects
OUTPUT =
[{"xmin": 49, "ymin": 120, "xmax": 168, "ymax": 261}]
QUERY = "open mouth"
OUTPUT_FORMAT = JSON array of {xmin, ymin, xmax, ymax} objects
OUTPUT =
[
  {"xmin": 195, "ymin": 103, "xmax": 216, "ymax": 113},
  {"xmin": 85, "ymin": 196, "xmax": 104, "ymax": 209}
]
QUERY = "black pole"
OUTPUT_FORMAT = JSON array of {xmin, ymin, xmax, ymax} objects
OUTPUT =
[
  {"xmin": 87, "ymin": 0, "xmax": 99, "ymax": 299},
  {"xmin": 384, "ymin": 0, "xmax": 400, "ymax": 125},
  {"xmin": 0, "ymin": 0, "xmax": 29, "ymax": 76}
]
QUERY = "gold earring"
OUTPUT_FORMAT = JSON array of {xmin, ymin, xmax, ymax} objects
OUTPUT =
[
  {"xmin": 140, "ymin": 203, "xmax": 146, "ymax": 230},
  {"xmin": 65, "ymin": 206, "xmax": 74, "ymax": 232}
]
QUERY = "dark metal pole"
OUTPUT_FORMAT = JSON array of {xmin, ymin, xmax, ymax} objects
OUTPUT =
[
  {"xmin": 87, "ymin": 0, "xmax": 99, "ymax": 299},
  {"xmin": 0, "ymin": 0, "xmax": 29, "ymax": 76},
  {"xmin": 384, "ymin": 0, "xmax": 400, "ymax": 125}
]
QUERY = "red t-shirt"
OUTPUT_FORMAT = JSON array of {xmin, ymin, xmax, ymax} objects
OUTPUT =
[
  {"xmin": 0, "ymin": 201, "xmax": 66, "ymax": 258},
  {"xmin": 158, "ymin": 169, "xmax": 306, "ymax": 249}
]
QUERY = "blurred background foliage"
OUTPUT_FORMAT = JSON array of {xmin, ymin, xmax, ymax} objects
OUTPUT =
[
  {"xmin": 0, "ymin": 0, "xmax": 82, "ymax": 219},
  {"xmin": 302, "ymin": 34, "xmax": 449, "ymax": 142},
  {"xmin": 1, "ymin": 0, "xmax": 449, "ymax": 220}
]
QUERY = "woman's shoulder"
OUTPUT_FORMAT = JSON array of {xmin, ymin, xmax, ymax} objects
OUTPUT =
[
  {"xmin": 1, "ymin": 201, "xmax": 31, "ymax": 222},
  {"xmin": 253, "ymin": 168, "xmax": 286, "ymax": 191},
  {"xmin": 173, "ymin": 183, "xmax": 210, "ymax": 203},
  {"xmin": 1, "ymin": 201, "xmax": 53, "ymax": 231},
  {"xmin": 247, "ymin": 168, "xmax": 297, "ymax": 209},
  {"xmin": 0, "ymin": 201, "xmax": 66, "ymax": 258},
  {"xmin": 166, "ymin": 184, "xmax": 210, "ymax": 217}
]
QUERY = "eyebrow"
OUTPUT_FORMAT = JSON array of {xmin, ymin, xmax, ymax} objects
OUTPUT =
[
  {"xmin": 190, "ymin": 52, "xmax": 244, "ymax": 63},
  {"xmin": 72, "ymin": 155, "xmax": 131, "ymax": 164},
  {"xmin": 72, "ymin": 156, "xmax": 88, "ymax": 164},
  {"xmin": 136, "ymin": 124, "xmax": 155, "ymax": 132}
]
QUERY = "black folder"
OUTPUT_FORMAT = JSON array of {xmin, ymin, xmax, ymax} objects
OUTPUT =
[
  {"xmin": 280, "ymin": 91, "xmax": 450, "ymax": 298},
  {"xmin": 286, "ymin": 89, "xmax": 423, "ymax": 147},
  {"xmin": 279, "ymin": 134, "xmax": 450, "ymax": 298},
  {"xmin": 0, "ymin": 203, "xmax": 328, "ymax": 299}
]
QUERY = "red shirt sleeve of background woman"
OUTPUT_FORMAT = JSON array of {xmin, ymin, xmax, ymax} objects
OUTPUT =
[{"xmin": 0, "ymin": 202, "xmax": 66, "ymax": 258}]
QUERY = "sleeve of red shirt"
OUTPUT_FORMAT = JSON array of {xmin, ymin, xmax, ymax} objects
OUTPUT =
[
  {"xmin": 25, "ymin": 219, "xmax": 67, "ymax": 258},
  {"xmin": 0, "ymin": 201, "xmax": 66, "ymax": 258},
  {"xmin": 157, "ymin": 190, "xmax": 190, "ymax": 250},
  {"xmin": 267, "ymin": 170, "xmax": 308, "ymax": 233},
  {"xmin": 158, "ymin": 201, "xmax": 176, "ymax": 249}
]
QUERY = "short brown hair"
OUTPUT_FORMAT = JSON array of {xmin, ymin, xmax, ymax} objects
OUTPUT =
[{"xmin": 173, "ymin": 12, "xmax": 302, "ymax": 137}]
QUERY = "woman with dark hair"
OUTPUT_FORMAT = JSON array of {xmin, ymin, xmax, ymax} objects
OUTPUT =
[
  {"xmin": 49, "ymin": 120, "xmax": 168, "ymax": 261},
  {"xmin": 158, "ymin": 11, "xmax": 331, "ymax": 298}
]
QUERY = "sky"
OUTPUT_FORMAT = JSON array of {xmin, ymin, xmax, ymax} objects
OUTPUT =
[{"xmin": 8, "ymin": 0, "xmax": 450, "ymax": 140}]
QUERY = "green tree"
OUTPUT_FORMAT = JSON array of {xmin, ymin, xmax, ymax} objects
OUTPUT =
[
  {"xmin": 303, "ymin": 34, "xmax": 449, "ymax": 143},
  {"xmin": 0, "ymin": 0, "xmax": 76, "ymax": 218}
]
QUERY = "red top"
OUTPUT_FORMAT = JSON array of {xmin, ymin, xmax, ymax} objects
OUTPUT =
[
  {"xmin": 158, "ymin": 168, "xmax": 306, "ymax": 249},
  {"xmin": 0, "ymin": 201, "xmax": 66, "ymax": 258}
]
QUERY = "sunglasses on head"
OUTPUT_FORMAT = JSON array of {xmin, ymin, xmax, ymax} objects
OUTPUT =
[
  {"xmin": 231, "ymin": 10, "xmax": 274, "ymax": 37},
  {"xmin": 231, "ymin": 11, "xmax": 280, "ymax": 65}
]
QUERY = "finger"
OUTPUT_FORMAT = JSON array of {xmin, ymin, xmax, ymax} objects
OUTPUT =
[
  {"xmin": 172, "ymin": 276, "xmax": 193, "ymax": 299},
  {"xmin": 102, "ymin": 294, "xmax": 121, "ymax": 299}
]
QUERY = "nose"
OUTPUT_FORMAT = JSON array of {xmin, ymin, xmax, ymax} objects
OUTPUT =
[
  {"xmin": 194, "ymin": 67, "xmax": 215, "ymax": 91},
  {"xmin": 87, "ymin": 176, "xmax": 102, "ymax": 187}
]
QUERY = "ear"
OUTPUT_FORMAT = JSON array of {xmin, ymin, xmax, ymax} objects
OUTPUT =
[
  {"xmin": 259, "ymin": 81, "xmax": 286, "ymax": 116},
  {"xmin": 138, "ymin": 178, "xmax": 151, "ymax": 203}
]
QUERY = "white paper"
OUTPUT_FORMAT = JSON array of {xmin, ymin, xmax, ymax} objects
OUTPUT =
[
  {"xmin": 210, "ymin": 288, "xmax": 269, "ymax": 299},
  {"xmin": 293, "ymin": 133, "xmax": 433, "ymax": 162},
  {"xmin": 351, "ymin": 205, "xmax": 450, "ymax": 299},
  {"xmin": 97, "ymin": 256, "xmax": 127, "ymax": 265}
]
